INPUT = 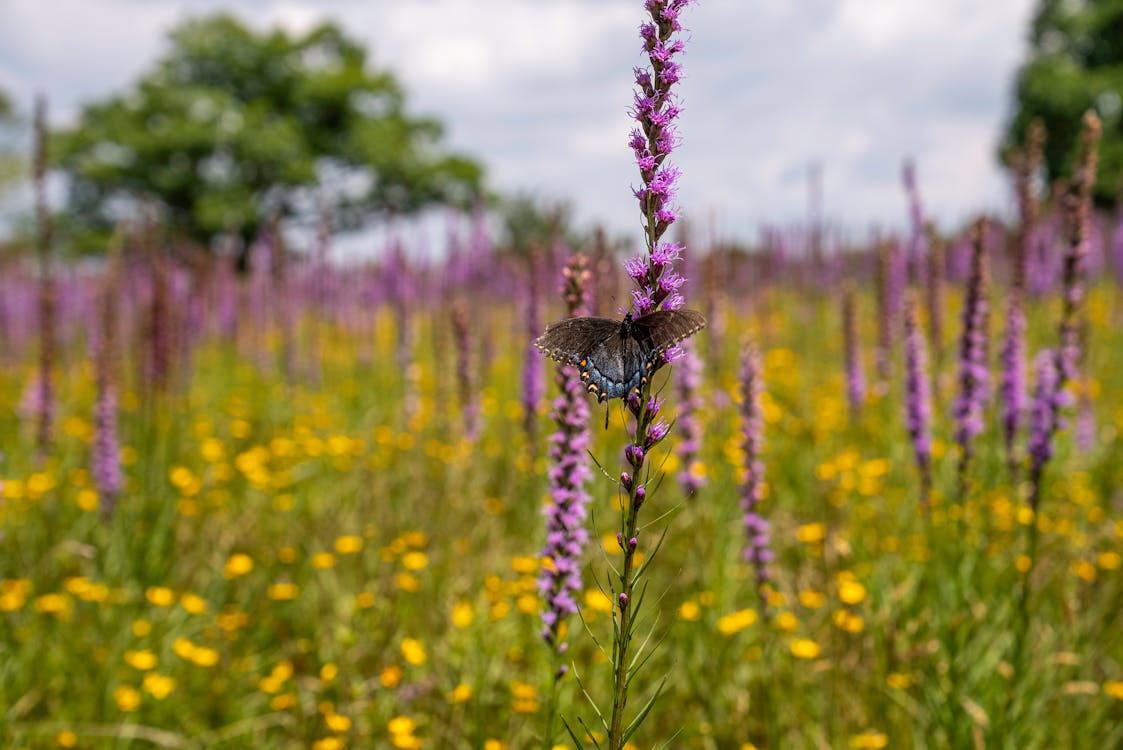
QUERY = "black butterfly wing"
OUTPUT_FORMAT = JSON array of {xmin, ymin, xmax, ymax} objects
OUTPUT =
[
  {"xmin": 535, "ymin": 317, "xmax": 634, "ymax": 402},
  {"xmin": 534, "ymin": 309, "xmax": 706, "ymax": 403},
  {"xmin": 630, "ymin": 309, "xmax": 707, "ymax": 365},
  {"xmin": 534, "ymin": 317, "xmax": 619, "ymax": 368}
]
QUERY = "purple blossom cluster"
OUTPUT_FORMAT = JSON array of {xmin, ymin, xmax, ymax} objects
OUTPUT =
[
  {"xmin": 954, "ymin": 219, "xmax": 990, "ymax": 486},
  {"xmin": 903, "ymin": 294, "xmax": 932, "ymax": 506},
  {"xmin": 624, "ymin": 0, "xmax": 693, "ymax": 317},
  {"xmin": 674, "ymin": 341, "xmax": 706, "ymax": 496},
  {"xmin": 539, "ymin": 254, "xmax": 593, "ymax": 664},
  {"xmin": 1027, "ymin": 350, "xmax": 1063, "ymax": 511},
  {"xmin": 902, "ymin": 160, "xmax": 929, "ymax": 287},
  {"xmin": 451, "ymin": 301, "xmax": 479, "ymax": 440},
  {"xmin": 999, "ymin": 289, "xmax": 1027, "ymax": 477},
  {"xmin": 92, "ymin": 284, "xmax": 123, "ymax": 515},
  {"xmin": 739, "ymin": 342, "xmax": 772, "ymax": 605},
  {"xmin": 842, "ymin": 285, "xmax": 866, "ymax": 415},
  {"xmin": 522, "ymin": 262, "xmax": 544, "ymax": 452}
]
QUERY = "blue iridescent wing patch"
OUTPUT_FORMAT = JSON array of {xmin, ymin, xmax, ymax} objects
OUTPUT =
[{"xmin": 534, "ymin": 309, "xmax": 706, "ymax": 402}]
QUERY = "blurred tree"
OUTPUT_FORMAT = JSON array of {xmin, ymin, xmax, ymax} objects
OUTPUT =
[
  {"xmin": 55, "ymin": 14, "xmax": 485, "ymax": 260},
  {"xmin": 1004, "ymin": 0, "xmax": 1123, "ymax": 203}
]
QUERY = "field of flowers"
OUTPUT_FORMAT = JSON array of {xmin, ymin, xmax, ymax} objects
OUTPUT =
[
  {"xmin": 4, "ymin": 2, "xmax": 1123, "ymax": 748},
  {"xmin": 1, "ymin": 204, "xmax": 1122, "ymax": 749}
]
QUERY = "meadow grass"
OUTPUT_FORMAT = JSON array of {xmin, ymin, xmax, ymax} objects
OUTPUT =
[{"xmin": 1, "ymin": 282, "xmax": 1122, "ymax": 749}]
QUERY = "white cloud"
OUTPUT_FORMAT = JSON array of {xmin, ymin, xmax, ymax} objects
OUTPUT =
[{"xmin": 0, "ymin": 0, "xmax": 1040, "ymax": 244}]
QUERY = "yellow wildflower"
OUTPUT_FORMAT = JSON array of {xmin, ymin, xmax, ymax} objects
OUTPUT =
[{"xmin": 790, "ymin": 639, "xmax": 821, "ymax": 659}]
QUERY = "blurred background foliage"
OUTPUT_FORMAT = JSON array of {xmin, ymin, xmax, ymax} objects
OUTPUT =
[
  {"xmin": 50, "ymin": 14, "xmax": 485, "ymax": 262},
  {"xmin": 1005, "ymin": 0, "xmax": 1123, "ymax": 203}
]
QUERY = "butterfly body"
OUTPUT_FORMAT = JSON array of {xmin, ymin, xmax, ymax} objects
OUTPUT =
[{"xmin": 534, "ymin": 309, "xmax": 706, "ymax": 402}]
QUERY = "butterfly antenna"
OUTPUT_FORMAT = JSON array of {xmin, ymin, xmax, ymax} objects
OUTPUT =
[{"xmin": 604, "ymin": 402, "xmax": 610, "ymax": 431}]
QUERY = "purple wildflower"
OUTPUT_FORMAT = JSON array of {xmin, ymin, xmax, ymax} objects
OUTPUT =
[
  {"xmin": 902, "ymin": 160, "xmax": 929, "ymax": 287},
  {"xmin": 605, "ymin": 4, "xmax": 696, "ymax": 746},
  {"xmin": 739, "ymin": 341, "xmax": 771, "ymax": 609},
  {"xmin": 999, "ymin": 288, "xmax": 1027, "ymax": 479},
  {"xmin": 33, "ymin": 95, "xmax": 55, "ymax": 458},
  {"xmin": 954, "ymin": 218, "xmax": 991, "ymax": 494},
  {"xmin": 1026, "ymin": 113, "xmax": 1101, "ymax": 511},
  {"xmin": 451, "ymin": 301, "xmax": 478, "ymax": 441},
  {"xmin": 1056, "ymin": 112, "xmax": 1101, "ymax": 386},
  {"xmin": 92, "ymin": 270, "xmax": 123, "ymax": 515},
  {"xmin": 903, "ymin": 294, "xmax": 933, "ymax": 507},
  {"xmin": 523, "ymin": 258, "xmax": 544, "ymax": 453},
  {"xmin": 925, "ymin": 227, "xmax": 946, "ymax": 369},
  {"xmin": 674, "ymin": 341, "xmax": 705, "ymax": 496},
  {"xmin": 624, "ymin": 0, "xmax": 692, "ymax": 320},
  {"xmin": 874, "ymin": 241, "xmax": 898, "ymax": 384},
  {"xmin": 539, "ymin": 254, "xmax": 592, "ymax": 666},
  {"xmin": 1027, "ymin": 350, "xmax": 1063, "ymax": 512},
  {"xmin": 842, "ymin": 284, "xmax": 865, "ymax": 416}
]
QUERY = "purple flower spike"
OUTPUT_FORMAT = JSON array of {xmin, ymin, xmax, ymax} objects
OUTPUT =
[
  {"xmin": 954, "ymin": 218, "xmax": 991, "ymax": 495},
  {"xmin": 538, "ymin": 254, "xmax": 593, "ymax": 661},
  {"xmin": 675, "ymin": 342, "xmax": 706, "ymax": 496},
  {"xmin": 903, "ymin": 294, "xmax": 932, "ymax": 508},
  {"xmin": 1027, "ymin": 350, "xmax": 1060, "ymax": 512},
  {"xmin": 626, "ymin": 0, "xmax": 693, "ymax": 315},
  {"xmin": 842, "ymin": 284, "xmax": 865, "ymax": 417},
  {"xmin": 739, "ymin": 341, "xmax": 771, "ymax": 609}
]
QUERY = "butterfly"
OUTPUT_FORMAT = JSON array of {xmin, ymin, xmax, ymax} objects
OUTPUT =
[{"xmin": 534, "ymin": 309, "xmax": 706, "ymax": 403}]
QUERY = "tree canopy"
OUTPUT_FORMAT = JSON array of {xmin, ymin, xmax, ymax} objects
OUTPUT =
[
  {"xmin": 55, "ymin": 14, "xmax": 485, "ymax": 255},
  {"xmin": 1004, "ymin": 0, "xmax": 1123, "ymax": 203}
]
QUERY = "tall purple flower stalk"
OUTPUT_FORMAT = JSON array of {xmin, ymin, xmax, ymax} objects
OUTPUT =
[
  {"xmin": 902, "ymin": 160, "xmax": 929, "ymax": 287},
  {"xmin": 954, "ymin": 218, "xmax": 991, "ymax": 496},
  {"xmin": 523, "ymin": 257, "xmax": 544, "ymax": 454},
  {"xmin": 874, "ymin": 241, "xmax": 895, "ymax": 385},
  {"xmin": 1000, "ymin": 122, "xmax": 1043, "ymax": 479},
  {"xmin": 607, "ymin": 3, "xmax": 695, "ymax": 747},
  {"xmin": 33, "ymin": 95, "xmax": 56, "ymax": 459},
  {"xmin": 1027, "ymin": 111, "xmax": 1101, "ymax": 511},
  {"xmin": 675, "ymin": 341, "xmax": 705, "ymax": 496},
  {"xmin": 739, "ymin": 341, "xmax": 771, "ymax": 610},
  {"xmin": 1027, "ymin": 350, "xmax": 1062, "ymax": 511},
  {"xmin": 926, "ymin": 227, "xmax": 946, "ymax": 371},
  {"xmin": 451, "ymin": 300, "xmax": 478, "ymax": 440},
  {"xmin": 999, "ymin": 290, "xmax": 1027, "ymax": 479},
  {"xmin": 903, "ymin": 293, "xmax": 933, "ymax": 507},
  {"xmin": 1056, "ymin": 113, "xmax": 1100, "ymax": 386},
  {"xmin": 92, "ymin": 264, "xmax": 123, "ymax": 515},
  {"xmin": 842, "ymin": 284, "xmax": 865, "ymax": 417},
  {"xmin": 539, "ymin": 254, "xmax": 592, "ymax": 742}
]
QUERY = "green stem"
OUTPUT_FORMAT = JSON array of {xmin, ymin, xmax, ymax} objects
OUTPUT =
[{"xmin": 608, "ymin": 380, "xmax": 654, "ymax": 749}]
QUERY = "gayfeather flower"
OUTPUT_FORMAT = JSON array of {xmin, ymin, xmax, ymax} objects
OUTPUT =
[
  {"xmin": 1056, "ymin": 112, "xmax": 1100, "ymax": 386},
  {"xmin": 903, "ymin": 293, "xmax": 932, "ymax": 507},
  {"xmin": 875, "ymin": 241, "xmax": 895, "ymax": 384},
  {"xmin": 954, "ymin": 219, "xmax": 991, "ymax": 494},
  {"xmin": 92, "ymin": 267, "xmax": 123, "ymax": 515},
  {"xmin": 1027, "ymin": 350, "xmax": 1063, "ymax": 512},
  {"xmin": 1027, "ymin": 112, "xmax": 1101, "ymax": 511},
  {"xmin": 33, "ymin": 95, "xmax": 55, "ymax": 458},
  {"xmin": 902, "ymin": 160, "xmax": 929, "ymax": 287},
  {"xmin": 925, "ymin": 227, "xmax": 946, "ymax": 369},
  {"xmin": 1111, "ymin": 214, "xmax": 1123, "ymax": 288},
  {"xmin": 999, "ymin": 289, "xmax": 1027, "ymax": 478},
  {"xmin": 539, "ymin": 254, "xmax": 593, "ymax": 668},
  {"xmin": 739, "ymin": 341, "xmax": 771, "ymax": 609},
  {"xmin": 624, "ymin": 0, "xmax": 692, "ymax": 323},
  {"xmin": 675, "ymin": 341, "xmax": 705, "ymax": 496},
  {"xmin": 842, "ymin": 284, "xmax": 865, "ymax": 416},
  {"xmin": 607, "ymin": 3, "xmax": 696, "ymax": 746},
  {"xmin": 522, "ymin": 260, "xmax": 544, "ymax": 454},
  {"xmin": 451, "ymin": 301, "xmax": 478, "ymax": 440}
]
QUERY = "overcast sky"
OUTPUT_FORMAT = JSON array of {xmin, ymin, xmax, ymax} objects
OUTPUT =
[{"xmin": 0, "ymin": 0, "xmax": 1037, "ymax": 248}]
